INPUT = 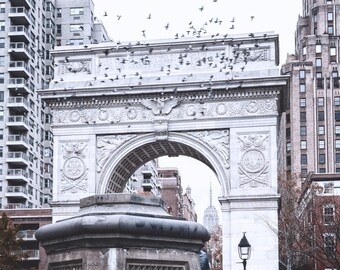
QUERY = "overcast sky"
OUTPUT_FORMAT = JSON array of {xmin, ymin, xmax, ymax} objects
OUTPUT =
[{"xmin": 91, "ymin": 0, "xmax": 302, "ymax": 223}]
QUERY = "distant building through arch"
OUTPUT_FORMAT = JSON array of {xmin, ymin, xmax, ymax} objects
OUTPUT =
[{"xmin": 203, "ymin": 182, "xmax": 220, "ymax": 232}]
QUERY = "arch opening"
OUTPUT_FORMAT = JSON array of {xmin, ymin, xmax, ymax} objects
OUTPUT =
[{"xmin": 104, "ymin": 140, "xmax": 217, "ymax": 193}]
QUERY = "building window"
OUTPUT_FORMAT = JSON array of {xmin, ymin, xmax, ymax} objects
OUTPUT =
[
  {"xmin": 70, "ymin": 24, "xmax": 83, "ymax": 31},
  {"xmin": 56, "ymin": 24, "xmax": 61, "ymax": 35},
  {"xmin": 336, "ymin": 153, "xmax": 340, "ymax": 163},
  {"xmin": 299, "ymin": 84, "xmax": 306, "ymax": 93},
  {"xmin": 70, "ymin": 7, "xmax": 84, "ymax": 15},
  {"xmin": 336, "ymin": 125, "xmax": 340, "ymax": 135},
  {"xmin": 57, "ymin": 8, "xmax": 62, "ymax": 17},
  {"xmin": 0, "ymin": 56, "xmax": 4, "ymax": 67},
  {"xmin": 286, "ymin": 128, "xmax": 291, "ymax": 139},
  {"xmin": 316, "ymin": 58, "xmax": 322, "ymax": 67},
  {"xmin": 335, "ymin": 97, "xmax": 340, "ymax": 106},
  {"xmin": 330, "ymin": 47, "xmax": 337, "ymax": 56},
  {"xmin": 0, "ymin": 21, "xmax": 4, "ymax": 31},
  {"xmin": 328, "ymin": 26, "xmax": 334, "ymax": 35},
  {"xmin": 0, "ymin": 37, "xmax": 4, "ymax": 48},
  {"xmin": 319, "ymin": 154, "xmax": 325, "ymax": 164},
  {"xmin": 324, "ymin": 233, "xmax": 336, "ymax": 256},
  {"xmin": 0, "ymin": 3, "xmax": 5, "ymax": 13},
  {"xmin": 69, "ymin": 39, "xmax": 84, "ymax": 45},
  {"xmin": 319, "ymin": 125, "xmax": 325, "ymax": 135},
  {"xmin": 301, "ymin": 168, "xmax": 307, "ymax": 178},
  {"xmin": 324, "ymin": 182, "xmax": 334, "ymax": 194},
  {"xmin": 319, "ymin": 140, "xmax": 325, "ymax": 149},
  {"xmin": 299, "ymin": 70, "xmax": 305, "ymax": 79},
  {"xmin": 336, "ymin": 111, "xmax": 340, "ymax": 121},
  {"xmin": 301, "ymin": 112, "xmax": 307, "ymax": 122},
  {"xmin": 301, "ymin": 154, "xmax": 307, "ymax": 164},
  {"xmin": 286, "ymin": 142, "xmax": 291, "ymax": 152},
  {"xmin": 316, "ymin": 44, "xmax": 322, "ymax": 53},
  {"xmin": 336, "ymin": 139, "xmax": 340, "ymax": 149},
  {"xmin": 327, "ymin": 12, "xmax": 333, "ymax": 21},
  {"xmin": 301, "ymin": 140, "xmax": 307, "ymax": 149},
  {"xmin": 323, "ymin": 204, "xmax": 334, "ymax": 225},
  {"xmin": 318, "ymin": 111, "xmax": 324, "ymax": 121},
  {"xmin": 318, "ymin": 97, "xmax": 324, "ymax": 107},
  {"xmin": 0, "ymin": 73, "xmax": 4, "ymax": 84},
  {"xmin": 300, "ymin": 98, "xmax": 306, "ymax": 107},
  {"xmin": 300, "ymin": 126, "xmax": 307, "ymax": 136}
]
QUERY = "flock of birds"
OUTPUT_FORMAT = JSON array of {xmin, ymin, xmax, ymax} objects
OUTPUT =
[
  {"xmin": 52, "ymin": 0, "xmax": 264, "ymax": 96},
  {"xmin": 97, "ymin": 1, "xmax": 255, "ymax": 41}
]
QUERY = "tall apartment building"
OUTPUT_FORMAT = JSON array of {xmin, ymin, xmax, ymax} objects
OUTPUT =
[
  {"xmin": 124, "ymin": 160, "xmax": 161, "ymax": 196},
  {"xmin": 0, "ymin": 0, "xmax": 108, "ymax": 211},
  {"xmin": 281, "ymin": 0, "xmax": 340, "ymax": 180}
]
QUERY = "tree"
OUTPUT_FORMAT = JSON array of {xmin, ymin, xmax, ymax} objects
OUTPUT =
[
  {"xmin": 0, "ymin": 212, "xmax": 27, "ymax": 270},
  {"xmin": 296, "ymin": 182, "xmax": 340, "ymax": 269},
  {"xmin": 207, "ymin": 225, "xmax": 222, "ymax": 270},
  {"xmin": 273, "ymin": 174, "xmax": 340, "ymax": 270}
]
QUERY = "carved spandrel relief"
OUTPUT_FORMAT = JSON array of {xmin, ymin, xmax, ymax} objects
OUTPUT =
[
  {"xmin": 60, "ymin": 142, "xmax": 88, "ymax": 194},
  {"xmin": 51, "ymin": 99, "xmax": 277, "ymax": 125},
  {"xmin": 238, "ymin": 134, "xmax": 269, "ymax": 188},
  {"xmin": 189, "ymin": 130, "xmax": 229, "ymax": 169},
  {"xmin": 97, "ymin": 135, "xmax": 137, "ymax": 173}
]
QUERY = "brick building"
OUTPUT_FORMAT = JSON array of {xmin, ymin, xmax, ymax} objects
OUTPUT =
[
  {"xmin": 0, "ymin": 208, "xmax": 52, "ymax": 269},
  {"xmin": 298, "ymin": 173, "xmax": 340, "ymax": 269}
]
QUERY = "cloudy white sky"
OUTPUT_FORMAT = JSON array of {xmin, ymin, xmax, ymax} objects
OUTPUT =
[{"xmin": 91, "ymin": 0, "xmax": 302, "ymax": 223}]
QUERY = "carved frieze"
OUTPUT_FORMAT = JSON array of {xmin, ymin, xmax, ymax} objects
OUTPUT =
[
  {"xmin": 237, "ymin": 134, "xmax": 269, "ymax": 188},
  {"xmin": 60, "ymin": 142, "xmax": 88, "ymax": 194},
  {"xmin": 97, "ymin": 47, "xmax": 270, "ymax": 76},
  {"xmin": 51, "ymin": 99, "xmax": 277, "ymax": 125},
  {"xmin": 97, "ymin": 135, "xmax": 137, "ymax": 173},
  {"xmin": 189, "ymin": 130, "xmax": 229, "ymax": 170}
]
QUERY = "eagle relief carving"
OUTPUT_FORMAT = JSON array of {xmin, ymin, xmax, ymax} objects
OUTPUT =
[{"xmin": 141, "ymin": 97, "xmax": 180, "ymax": 116}]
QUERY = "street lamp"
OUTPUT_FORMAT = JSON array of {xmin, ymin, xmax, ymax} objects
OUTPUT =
[{"xmin": 238, "ymin": 232, "xmax": 251, "ymax": 270}]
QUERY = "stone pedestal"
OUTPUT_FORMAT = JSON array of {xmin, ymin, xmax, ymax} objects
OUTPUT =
[{"xmin": 36, "ymin": 194, "xmax": 210, "ymax": 270}]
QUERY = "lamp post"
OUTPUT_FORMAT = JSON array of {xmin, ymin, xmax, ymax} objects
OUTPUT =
[{"xmin": 238, "ymin": 232, "xmax": 251, "ymax": 270}]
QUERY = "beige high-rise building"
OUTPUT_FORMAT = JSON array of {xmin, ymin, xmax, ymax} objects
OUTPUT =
[
  {"xmin": 281, "ymin": 0, "xmax": 340, "ymax": 180},
  {"xmin": 0, "ymin": 0, "xmax": 107, "ymax": 211}
]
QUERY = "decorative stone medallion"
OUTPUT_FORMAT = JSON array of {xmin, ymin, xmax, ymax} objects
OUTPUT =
[
  {"xmin": 238, "ymin": 134, "xmax": 269, "ymax": 188},
  {"xmin": 60, "ymin": 142, "xmax": 88, "ymax": 194}
]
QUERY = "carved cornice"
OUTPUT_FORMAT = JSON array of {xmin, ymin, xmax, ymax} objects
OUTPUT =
[{"xmin": 46, "ymin": 87, "xmax": 281, "ymax": 109}]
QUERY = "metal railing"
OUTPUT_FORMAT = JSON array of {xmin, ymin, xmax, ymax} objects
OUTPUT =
[
  {"xmin": 7, "ymin": 168, "xmax": 28, "ymax": 177},
  {"xmin": 8, "ymin": 96, "xmax": 29, "ymax": 106},
  {"xmin": 7, "ymin": 151, "xmax": 28, "ymax": 161},
  {"xmin": 6, "ymin": 186, "xmax": 27, "ymax": 194},
  {"xmin": 7, "ymin": 134, "xmax": 28, "ymax": 144}
]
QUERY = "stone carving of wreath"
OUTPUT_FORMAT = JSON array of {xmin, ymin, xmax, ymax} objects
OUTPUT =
[
  {"xmin": 62, "ymin": 157, "xmax": 86, "ymax": 180},
  {"xmin": 69, "ymin": 111, "xmax": 81, "ymax": 122}
]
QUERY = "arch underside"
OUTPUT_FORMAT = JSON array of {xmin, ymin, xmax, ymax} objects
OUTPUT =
[{"xmin": 105, "ymin": 140, "xmax": 216, "ymax": 193}]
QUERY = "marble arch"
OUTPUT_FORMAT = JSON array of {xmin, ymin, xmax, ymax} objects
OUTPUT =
[{"xmin": 39, "ymin": 34, "xmax": 288, "ymax": 270}]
